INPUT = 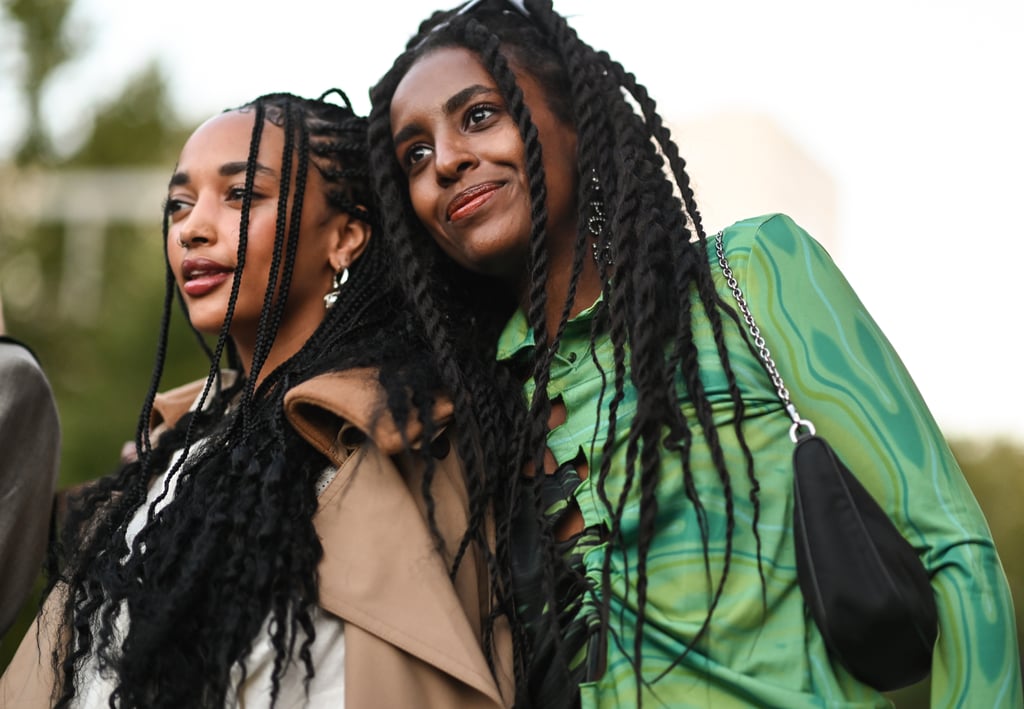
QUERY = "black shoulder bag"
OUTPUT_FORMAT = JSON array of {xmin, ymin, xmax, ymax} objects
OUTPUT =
[{"xmin": 714, "ymin": 231, "xmax": 938, "ymax": 691}]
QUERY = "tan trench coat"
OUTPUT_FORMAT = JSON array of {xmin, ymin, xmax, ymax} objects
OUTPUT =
[{"xmin": 0, "ymin": 368, "xmax": 514, "ymax": 708}]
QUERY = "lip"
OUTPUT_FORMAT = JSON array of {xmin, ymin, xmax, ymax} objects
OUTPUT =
[
  {"xmin": 181, "ymin": 257, "xmax": 234, "ymax": 297},
  {"xmin": 446, "ymin": 182, "xmax": 503, "ymax": 222}
]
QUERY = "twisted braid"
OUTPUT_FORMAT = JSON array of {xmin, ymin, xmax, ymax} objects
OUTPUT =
[{"xmin": 370, "ymin": 42, "xmax": 528, "ymax": 683}]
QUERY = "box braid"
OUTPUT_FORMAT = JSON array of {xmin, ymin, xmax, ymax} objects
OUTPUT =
[
  {"xmin": 51, "ymin": 91, "xmax": 444, "ymax": 709},
  {"xmin": 369, "ymin": 0, "xmax": 763, "ymax": 703}
]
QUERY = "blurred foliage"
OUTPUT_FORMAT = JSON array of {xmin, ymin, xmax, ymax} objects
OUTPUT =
[
  {"xmin": 68, "ymin": 63, "xmax": 189, "ymax": 167},
  {"xmin": 3, "ymin": 0, "xmax": 77, "ymax": 164}
]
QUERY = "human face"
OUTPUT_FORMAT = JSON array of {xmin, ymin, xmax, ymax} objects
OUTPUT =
[
  {"xmin": 166, "ymin": 110, "xmax": 341, "ymax": 354},
  {"xmin": 390, "ymin": 46, "xmax": 579, "ymax": 285}
]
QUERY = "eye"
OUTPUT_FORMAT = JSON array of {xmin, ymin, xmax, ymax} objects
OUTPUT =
[
  {"xmin": 403, "ymin": 143, "xmax": 433, "ymax": 169},
  {"xmin": 164, "ymin": 196, "xmax": 192, "ymax": 220},
  {"xmin": 465, "ymin": 104, "xmax": 497, "ymax": 128},
  {"xmin": 227, "ymin": 185, "xmax": 270, "ymax": 203}
]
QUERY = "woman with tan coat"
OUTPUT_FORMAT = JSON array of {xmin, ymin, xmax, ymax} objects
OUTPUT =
[{"xmin": 0, "ymin": 91, "xmax": 512, "ymax": 709}]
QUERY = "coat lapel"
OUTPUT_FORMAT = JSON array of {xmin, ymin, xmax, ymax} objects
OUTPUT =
[
  {"xmin": 286, "ymin": 370, "xmax": 507, "ymax": 706},
  {"xmin": 313, "ymin": 444, "xmax": 505, "ymax": 705}
]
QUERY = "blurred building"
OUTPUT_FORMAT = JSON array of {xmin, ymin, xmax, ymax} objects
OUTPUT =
[
  {"xmin": 667, "ymin": 111, "xmax": 838, "ymax": 254},
  {"xmin": 0, "ymin": 167, "xmax": 167, "ymax": 323}
]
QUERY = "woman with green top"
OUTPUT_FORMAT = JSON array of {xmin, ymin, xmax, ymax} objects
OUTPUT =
[{"xmin": 367, "ymin": 1, "xmax": 1022, "ymax": 706}]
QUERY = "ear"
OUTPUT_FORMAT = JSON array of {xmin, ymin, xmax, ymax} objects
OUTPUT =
[{"xmin": 327, "ymin": 211, "xmax": 371, "ymax": 272}]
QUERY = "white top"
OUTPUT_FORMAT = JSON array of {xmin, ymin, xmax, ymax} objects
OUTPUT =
[{"xmin": 75, "ymin": 445, "xmax": 346, "ymax": 708}]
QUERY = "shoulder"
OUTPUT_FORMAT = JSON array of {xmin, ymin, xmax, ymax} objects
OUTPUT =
[
  {"xmin": 150, "ymin": 379, "xmax": 207, "ymax": 430},
  {"xmin": 0, "ymin": 338, "xmax": 53, "ymax": 403},
  {"xmin": 717, "ymin": 212, "xmax": 826, "ymax": 260},
  {"xmin": 0, "ymin": 338, "xmax": 41, "ymax": 370},
  {"xmin": 715, "ymin": 213, "xmax": 844, "ymax": 291},
  {"xmin": 0, "ymin": 337, "xmax": 43, "ymax": 374},
  {"xmin": 150, "ymin": 371, "xmax": 239, "ymax": 433},
  {"xmin": 284, "ymin": 367, "xmax": 453, "ymax": 460}
]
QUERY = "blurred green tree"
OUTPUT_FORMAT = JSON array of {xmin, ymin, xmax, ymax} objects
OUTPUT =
[
  {"xmin": 2, "ymin": 62, "xmax": 201, "ymax": 490},
  {"xmin": 68, "ymin": 62, "xmax": 190, "ymax": 168},
  {"xmin": 4, "ymin": 0, "xmax": 76, "ymax": 164}
]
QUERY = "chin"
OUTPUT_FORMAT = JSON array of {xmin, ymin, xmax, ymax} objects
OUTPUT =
[
  {"xmin": 184, "ymin": 309, "xmax": 229, "ymax": 336},
  {"xmin": 191, "ymin": 322, "xmax": 228, "ymax": 337}
]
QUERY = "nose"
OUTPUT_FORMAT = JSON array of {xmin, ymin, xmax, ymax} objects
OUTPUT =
[
  {"xmin": 173, "ymin": 198, "xmax": 217, "ymax": 250},
  {"xmin": 177, "ymin": 228, "xmax": 212, "ymax": 249},
  {"xmin": 433, "ymin": 133, "xmax": 478, "ymax": 184}
]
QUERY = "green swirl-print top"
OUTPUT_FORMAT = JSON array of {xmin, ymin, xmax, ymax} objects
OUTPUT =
[{"xmin": 497, "ymin": 214, "xmax": 1022, "ymax": 708}]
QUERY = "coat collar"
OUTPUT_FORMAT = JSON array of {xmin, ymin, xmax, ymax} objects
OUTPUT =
[
  {"xmin": 284, "ymin": 367, "xmax": 453, "ymax": 459},
  {"xmin": 150, "ymin": 368, "xmax": 449, "ymax": 457},
  {"xmin": 149, "ymin": 370, "xmax": 238, "ymax": 436}
]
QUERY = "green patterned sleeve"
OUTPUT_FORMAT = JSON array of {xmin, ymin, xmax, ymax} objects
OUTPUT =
[{"xmin": 727, "ymin": 213, "xmax": 1022, "ymax": 707}]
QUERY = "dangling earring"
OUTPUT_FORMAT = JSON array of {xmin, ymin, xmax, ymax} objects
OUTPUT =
[
  {"xmin": 323, "ymin": 267, "xmax": 349, "ymax": 309},
  {"xmin": 587, "ymin": 171, "xmax": 613, "ymax": 267}
]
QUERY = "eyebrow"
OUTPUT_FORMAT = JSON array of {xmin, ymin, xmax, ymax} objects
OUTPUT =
[
  {"xmin": 392, "ymin": 84, "xmax": 497, "ymax": 146},
  {"xmin": 168, "ymin": 161, "xmax": 277, "ymax": 187}
]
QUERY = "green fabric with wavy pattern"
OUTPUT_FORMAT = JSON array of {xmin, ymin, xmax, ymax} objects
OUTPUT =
[{"xmin": 497, "ymin": 213, "xmax": 1022, "ymax": 708}]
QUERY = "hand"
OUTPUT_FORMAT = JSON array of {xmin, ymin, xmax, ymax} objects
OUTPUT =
[{"xmin": 120, "ymin": 441, "xmax": 139, "ymax": 464}]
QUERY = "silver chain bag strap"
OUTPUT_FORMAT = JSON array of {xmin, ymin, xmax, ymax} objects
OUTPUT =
[{"xmin": 714, "ymin": 230, "xmax": 937, "ymax": 691}]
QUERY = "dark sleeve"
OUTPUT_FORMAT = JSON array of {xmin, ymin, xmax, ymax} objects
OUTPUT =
[{"xmin": 0, "ymin": 341, "xmax": 61, "ymax": 635}]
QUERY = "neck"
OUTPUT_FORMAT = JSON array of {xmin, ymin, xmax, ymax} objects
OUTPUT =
[
  {"xmin": 516, "ymin": 233, "xmax": 603, "ymax": 344},
  {"xmin": 233, "ymin": 316, "xmax": 319, "ymax": 389}
]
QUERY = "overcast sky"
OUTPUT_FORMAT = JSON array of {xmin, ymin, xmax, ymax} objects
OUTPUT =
[{"xmin": 1, "ymin": 0, "xmax": 1022, "ymax": 441}]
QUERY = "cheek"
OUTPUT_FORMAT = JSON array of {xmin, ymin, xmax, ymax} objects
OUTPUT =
[
  {"xmin": 408, "ymin": 180, "xmax": 452, "ymax": 249},
  {"xmin": 408, "ymin": 179, "xmax": 435, "ymax": 225}
]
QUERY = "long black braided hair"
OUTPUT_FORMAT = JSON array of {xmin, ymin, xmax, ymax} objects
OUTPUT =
[
  {"xmin": 368, "ymin": 2, "xmax": 762, "ymax": 705},
  {"xmin": 51, "ymin": 91, "xmax": 444, "ymax": 708}
]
